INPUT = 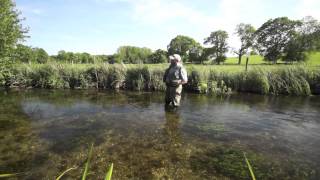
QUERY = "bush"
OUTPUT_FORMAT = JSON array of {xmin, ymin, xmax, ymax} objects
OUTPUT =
[
  {"xmin": 242, "ymin": 69, "xmax": 270, "ymax": 94},
  {"xmin": 125, "ymin": 66, "xmax": 150, "ymax": 90},
  {"xmin": 29, "ymin": 64, "xmax": 64, "ymax": 88}
]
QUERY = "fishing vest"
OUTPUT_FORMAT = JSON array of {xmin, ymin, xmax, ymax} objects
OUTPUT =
[{"xmin": 165, "ymin": 65, "xmax": 182, "ymax": 87}]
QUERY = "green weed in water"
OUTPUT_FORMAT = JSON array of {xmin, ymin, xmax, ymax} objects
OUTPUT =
[
  {"xmin": 243, "ymin": 153, "xmax": 256, "ymax": 180},
  {"xmin": 56, "ymin": 167, "xmax": 77, "ymax": 180},
  {"xmin": 104, "ymin": 163, "xmax": 113, "ymax": 180},
  {"xmin": 82, "ymin": 143, "xmax": 94, "ymax": 180},
  {"xmin": 0, "ymin": 173, "xmax": 18, "ymax": 178}
]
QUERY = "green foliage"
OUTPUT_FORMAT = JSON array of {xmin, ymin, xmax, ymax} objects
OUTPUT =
[
  {"xmin": 204, "ymin": 30, "xmax": 229, "ymax": 64},
  {"xmin": 147, "ymin": 49, "xmax": 168, "ymax": 64},
  {"xmin": 29, "ymin": 64, "xmax": 64, "ymax": 88},
  {"xmin": 268, "ymin": 67, "xmax": 311, "ymax": 95},
  {"xmin": 125, "ymin": 66, "xmax": 150, "ymax": 90},
  {"xmin": 82, "ymin": 143, "xmax": 94, "ymax": 180},
  {"xmin": 34, "ymin": 48, "xmax": 49, "ymax": 63},
  {"xmin": 104, "ymin": 163, "xmax": 113, "ymax": 180},
  {"xmin": 283, "ymin": 17, "xmax": 320, "ymax": 62},
  {"xmin": 234, "ymin": 23, "xmax": 256, "ymax": 64},
  {"xmin": 167, "ymin": 35, "xmax": 201, "ymax": 62},
  {"xmin": 116, "ymin": 46, "xmax": 152, "ymax": 64},
  {"xmin": 243, "ymin": 153, "xmax": 256, "ymax": 180},
  {"xmin": 255, "ymin": 17, "xmax": 301, "ymax": 63},
  {"xmin": 2, "ymin": 63, "xmax": 319, "ymax": 95},
  {"xmin": 13, "ymin": 44, "xmax": 35, "ymax": 63},
  {"xmin": 0, "ymin": 0, "xmax": 28, "ymax": 59},
  {"xmin": 189, "ymin": 46, "xmax": 205, "ymax": 63},
  {"xmin": 242, "ymin": 69, "xmax": 270, "ymax": 94}
]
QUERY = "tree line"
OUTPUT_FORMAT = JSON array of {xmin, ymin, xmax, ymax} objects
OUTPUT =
[{"xmin": 1, "ymin": 0, "xmax": 320, "ymax": 65}]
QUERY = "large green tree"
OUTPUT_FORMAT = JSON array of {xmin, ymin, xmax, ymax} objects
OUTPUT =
[
  {"xmin": 13, "ymin": 44, "xmax": 35, "ymax": 63},
  {"xmin": 189, "ymin": 46, "xmax": 205, "ymax": 64},
  {"xmin": 282, "ymin": 16, "xmax": 320, "ymax": 62},
  {"xmin": 147, "ymin": 49, "xmax": 168, "ymax": 64},
  {"xmin": 255, "ymin": 17, "xmax": 300, "ymax": 63},
  {"xmin": 0, "ymin": 0, "xmax": 28, "ymax": 59},
  {"xmin": 234, "ymin": 23, "xmax": 256, "ymax": 64},
  {"xmin": 34, "ymin": 48, "xmax": 49, "ymax": 63},
  {"xmin": 204, "ymin": 30, "xmax": 229, "ymax": 65},
  {"xmin": 167, "ymin": 35, "xmax": 201, "ymax": 62}
]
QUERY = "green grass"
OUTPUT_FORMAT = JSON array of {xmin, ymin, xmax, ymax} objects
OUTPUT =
[
  {"xmin": 224, "ymin": 52, "xmax": 320, "ymax": 65},
  {"xmin": 1, "ymin": 61, "xmax": 319, "ymax": 95}
]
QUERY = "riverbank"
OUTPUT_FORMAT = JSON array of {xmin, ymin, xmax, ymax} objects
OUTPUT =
[{"xmin": 1, "ymin": 63, "xmax": 320, "ymax": 95}]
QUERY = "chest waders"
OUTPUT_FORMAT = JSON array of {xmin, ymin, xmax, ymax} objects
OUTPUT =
[{"xmin": 165, "ymin": 66, "xmax": 183, "ymax": 107}]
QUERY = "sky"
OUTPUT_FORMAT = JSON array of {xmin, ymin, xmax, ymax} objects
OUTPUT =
[{"xmin": 16, "ymin": 0, "xmax": 320, "ymax": 55}]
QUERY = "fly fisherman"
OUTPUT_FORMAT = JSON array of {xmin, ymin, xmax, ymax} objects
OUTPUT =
[{"xmin": 163, "ymin": 54, "xmax": 188, "ymax": 107}]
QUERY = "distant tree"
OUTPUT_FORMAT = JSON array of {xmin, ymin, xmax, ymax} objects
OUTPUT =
[
  {"xmin": 234, "ymin": 23, "xmax": 256, "ymax": 64},
  {"xmin": 189, "ymin": 46, "xmax": 205, "ymax": 64},
  {"xmin": 167, "ymin": 35, "xmax": 201, "ymax": 62},
  {"xmin": 13, "ymin": 44, "xmax": 35, "ymax": 63},
  {"xmin": 282, "ymin": 17, "xmax": 320, "ymax": 62},
  {"xmin": 204, "ymin": 30, "xmax": 229, "ymax": 65},
  {"xmin": 80, "ymin": 53, "xmax": 94, "ymax": 63},
  {"xmin": 255, "ymin": 17, "xmax": 301, "ymax": 64},
  {"xmin": 34, "ymin": 48, "xmax": 49, "ymax": 63},
  {"xmin": 116, "ymin": 46, "xmax": 152, "ymax": 64},
  {"xmin": 0, "ymin": 0, "xmax": 28, "ymax": 59},
  {"xmin": 147, "ymin": 49, "xmax": 168, "ymax": 64},
  {"xmin": 57, "ymin": 50, "xmax": 68, "ymax": 62},
  {"xmin": 107, "ymin": 54, "xmax": 120, "ymax": 64}
]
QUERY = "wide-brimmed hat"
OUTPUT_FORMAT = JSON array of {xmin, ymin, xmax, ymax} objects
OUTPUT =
[{"xmin": 169, "ymin": 54, "xmax": 181, "ymax": 62}]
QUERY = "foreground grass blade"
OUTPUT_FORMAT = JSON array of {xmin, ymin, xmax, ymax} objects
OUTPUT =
[
  {"xmin": 104, "ymin": 163, "xmax": 113, "ymax": 180},
  {"xmin": 243, "ymin": 153, "xmax": 256, "ymax": 180},
  {"xmin": 56, "ymin": 167, "xmax": 77, "ymax": 180},
  {"xmin": 82, "ymin": 143, "xmax": 94, "ymax": 180},
  {"xmin": 0, "ymin": 173, "xmax": 18, "ymax": 178}
]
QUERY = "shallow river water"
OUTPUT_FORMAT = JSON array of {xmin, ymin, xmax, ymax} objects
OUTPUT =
[{"xmin": 0, "ymin": 89, "xmax": 320, "ymax": 179}]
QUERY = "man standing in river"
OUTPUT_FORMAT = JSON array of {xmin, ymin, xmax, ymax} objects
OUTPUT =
[{"xmin": 163, "ymin": 54, "xmax": 188, "ymax": 107}]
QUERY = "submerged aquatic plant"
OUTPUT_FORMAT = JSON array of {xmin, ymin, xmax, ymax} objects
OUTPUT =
[
  {"xmin": 54, "ymin": 143, "xmax": 114, "ymax": 180},
  {"xmin": 0, "ymin": 173, "xmax": 18, "ymax": 178},
  {"xmin": 243, "ymin": 153, "xmax": 256, "ymax": 180},
  {"xmin": 56, "ymin": 167, "xmax": 77, "ymax": 180},
  {"xmin": 104, "ymin": 163, "xmax": 113, "ymax": 180},
  {"xmin": 82, "ymin": 143, "xmax": 94, "ymax": 180}
]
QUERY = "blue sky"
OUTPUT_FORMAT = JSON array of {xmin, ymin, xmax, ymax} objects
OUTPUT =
[{"xmin": 16, "ymin": 0, "xmax": 320, "ymax": 55}]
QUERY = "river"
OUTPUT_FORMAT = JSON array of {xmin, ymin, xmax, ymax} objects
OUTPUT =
[{"xmin": 0, "ymin": 89, "xmax": 319, "ymax": 179}]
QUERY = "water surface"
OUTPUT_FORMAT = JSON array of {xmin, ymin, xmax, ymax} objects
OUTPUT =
[{"xmin": 0, "ymin": 89, "xmax": 320, "ymax": 179}]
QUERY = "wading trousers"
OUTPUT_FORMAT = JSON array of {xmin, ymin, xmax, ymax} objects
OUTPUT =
[{"xmin": 165, "ymin": 85, "xmax": 182, "ymax": 107}]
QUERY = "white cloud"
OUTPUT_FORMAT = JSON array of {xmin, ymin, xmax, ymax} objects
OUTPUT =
[{"xmin": 296, "ymin": 0, "xmax": 320, "ymax": 19}]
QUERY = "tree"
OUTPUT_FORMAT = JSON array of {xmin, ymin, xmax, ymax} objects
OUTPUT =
[
  {"xmin": 116, "ymin": 46, "xmax": 152, "ymax": 64},
  {"xmin": 234, "ymin": 23, "xmax": 256, "ymax": 64},
  {"xmin": 34, "ymin": 48, "xmax": 49, "ymax": 63},
  {"xmin": 167, "ymin": 35, "xmax": 201, "ymax": 62},
  {"xmin": 13, "ymin": 44, "xmax": 35, "ymax": 63},
  {"xmin": 189, "ymin": 46, "xmax": 205, "ymax": 64},
  {"xmin": 147, "ymin": 49, "xmax": 168, "ymax": 64},
  {"xmin": 0, "ymin": 0, "xmax": 28, "ymax": 59},
  {"xmin": 204, "ymin": 30, "xmax": 229, "ymax": 65},
  {"xmin": 255, "ymin": 17, "xmax": 301, "ymax": 64}
]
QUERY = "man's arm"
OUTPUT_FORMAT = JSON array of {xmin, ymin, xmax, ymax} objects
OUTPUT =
[
  {"xmin": 180, "ymin": 67, "xmax": 188, "ymax": 84},
  {"xmin": 163, "ymin": 69, "xmax": 169, "ymax": 83}
]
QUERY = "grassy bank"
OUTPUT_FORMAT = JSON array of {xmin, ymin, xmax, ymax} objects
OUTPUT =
[
  {"xmin": 224, "ymin": 52, "xmax": 320, "ymax": 65},
  {"xmin": 1, "ymin": 63, "xmax": 320, "ymax": 95}
]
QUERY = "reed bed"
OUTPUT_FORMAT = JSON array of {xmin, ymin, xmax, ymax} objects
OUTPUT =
[{"xmin": 1, "ymin": 63, "xmax": 319, "ymax": 95}]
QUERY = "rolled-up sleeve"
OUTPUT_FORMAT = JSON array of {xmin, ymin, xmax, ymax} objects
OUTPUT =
[{"xmin": 180, "ymin": 67, "xmax": 188, "ymax": 82}]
